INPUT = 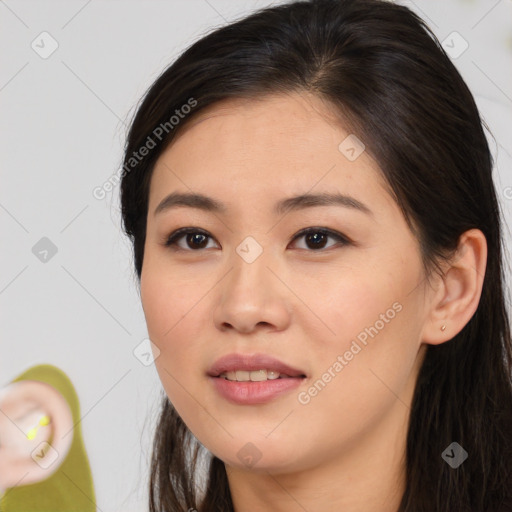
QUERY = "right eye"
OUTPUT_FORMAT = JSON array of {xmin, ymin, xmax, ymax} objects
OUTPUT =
[{"xmin": 164, "ymin": 227, "xmax": 219, "ymax": 251}]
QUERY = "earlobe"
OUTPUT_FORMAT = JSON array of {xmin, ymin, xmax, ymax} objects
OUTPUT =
[
  {"xmin": 0, "ymin": 380, "xmax": 74, "ymax": 493},
  {"xmin": 421, "ymin": 229, "xmax": 487, "ymax": 346}
]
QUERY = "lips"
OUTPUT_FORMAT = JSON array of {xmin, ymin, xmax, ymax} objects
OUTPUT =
[{"xmin": 207, "ymin": 353, "xmax": 307, "ymax": 379}]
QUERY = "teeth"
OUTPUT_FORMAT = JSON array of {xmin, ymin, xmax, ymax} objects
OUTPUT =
[{"xmin": 219, "ymin": 369, "xmax": 291, "ymax": 381}]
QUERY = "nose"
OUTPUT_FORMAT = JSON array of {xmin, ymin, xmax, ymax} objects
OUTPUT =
[{"xmin": 212, "ymin": 247, "xmax": 292, "ymax": 334}]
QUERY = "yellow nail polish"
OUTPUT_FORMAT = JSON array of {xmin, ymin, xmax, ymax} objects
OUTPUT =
[{"xmin": 25, "ymin": 414, "xmax": 51, "ymax": 440}]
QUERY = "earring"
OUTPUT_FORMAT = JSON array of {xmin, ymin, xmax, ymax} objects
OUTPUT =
[{"xmin": 441, "ymin": 325, "xmax": 446, "ymax": 331}]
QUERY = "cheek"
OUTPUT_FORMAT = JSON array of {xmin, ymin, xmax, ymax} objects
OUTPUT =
[
  {"xmin": 140, "ymin": 254, "xmax": 198, "ymax": 342},
  {"xmin": 291, "ymin": 263, "xmax": 401, "ymax": 346},
  {"xmin": 140, "ymin": 270, "xmax": 202, "ymax": 423},
  {"xmin": 297, "ymin": 259, "xmax": 422, "ymax": 399},
  {"xmin": 140, "ymin": 257, "xmax": 208, "ymax": 390}
]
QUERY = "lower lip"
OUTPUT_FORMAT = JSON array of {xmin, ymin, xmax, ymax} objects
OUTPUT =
[{"xmin": 209, "ymin": 376, "xmax": 304, "ymax": 405}]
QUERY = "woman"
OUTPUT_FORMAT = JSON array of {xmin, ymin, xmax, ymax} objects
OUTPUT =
[{"xmin": 119, "ymin": 0, "xmax": 512, "ymax": 510}]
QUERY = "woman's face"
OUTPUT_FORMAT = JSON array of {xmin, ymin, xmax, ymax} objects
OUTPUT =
[{"xmin": 140, "ymin": 92, "xmax": 431, "ymax": 474}]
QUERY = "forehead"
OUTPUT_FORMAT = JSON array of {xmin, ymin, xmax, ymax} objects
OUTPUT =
[
  {"xmin": 158, "ymin": 93, "xmax": 380, "ymax": 174},
  {"xmin": 171, "ymin": 92, "xmax": 353, "ymax": 150},
  {"xmin": 150, "ymin": 91, "xmax": 395, "ymax": 215}
]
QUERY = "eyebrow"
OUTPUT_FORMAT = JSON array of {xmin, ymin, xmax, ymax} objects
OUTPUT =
[{"xmin": 154, "ymin": 191, "xmax": 373, "ymax": 217}]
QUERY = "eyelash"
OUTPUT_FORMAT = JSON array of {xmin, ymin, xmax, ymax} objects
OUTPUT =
[{"xmin": 164, "ymin": 227, "xmax": 351, "ymax": 252}]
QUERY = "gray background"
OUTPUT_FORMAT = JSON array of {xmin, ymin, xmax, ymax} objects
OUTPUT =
[{"xmin": 1, "ymin": 0, "xmax": 511, "ymax": 510}]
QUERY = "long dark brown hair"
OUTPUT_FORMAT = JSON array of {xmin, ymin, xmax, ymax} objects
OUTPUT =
[{"xmin": 119, "ymin": 0, "xmax": 512, "ymax": 510}]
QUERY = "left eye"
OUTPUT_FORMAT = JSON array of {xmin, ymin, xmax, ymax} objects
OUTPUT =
[
  {"xmin": 292, "ymin": 227, "xmax": 349, "ymax": 250},
  {"xmin": 164, "ymin": 227, "xmax": 350, "ymax": 251}
]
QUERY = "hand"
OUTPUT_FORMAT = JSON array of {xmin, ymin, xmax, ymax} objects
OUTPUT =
[{"xmin": 0, "ymin": 380, "xmax": 74, "ymax": 495}]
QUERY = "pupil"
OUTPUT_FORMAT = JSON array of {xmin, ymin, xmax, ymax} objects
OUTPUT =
[
  {"xmin": 307, "ymin": 232, "xmax": 326, "ymax": 249},
  {"xmin": 188, "ymin": 233, "xmax": 208, "ymax": 249}
]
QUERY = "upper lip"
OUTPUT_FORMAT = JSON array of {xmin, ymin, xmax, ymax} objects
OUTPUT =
[{"xmin": 207, "ymin": 353, "xmax": 307, "ymax": 378}]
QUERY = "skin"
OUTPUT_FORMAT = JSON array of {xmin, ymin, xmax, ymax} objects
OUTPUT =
[{"xmin": 140, "ymin": 91, "xmax": 487, "ymax": 512}]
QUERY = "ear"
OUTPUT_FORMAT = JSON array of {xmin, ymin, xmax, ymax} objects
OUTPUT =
[
  {"xmin": 421, "ymin": 228, "xmax": 487, "ymax": 345},
  {"xmin": 0, "ymin": 379, "xmax": 74, "ymax": 495}
]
